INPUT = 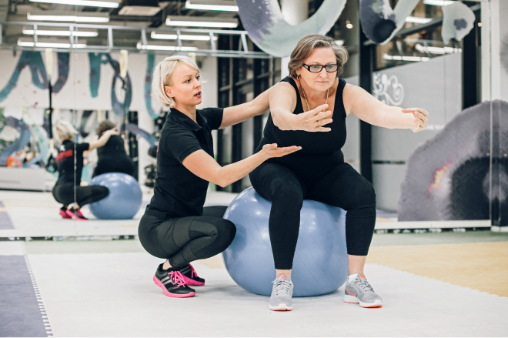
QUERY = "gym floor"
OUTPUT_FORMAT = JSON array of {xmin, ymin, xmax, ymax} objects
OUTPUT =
[{"xmin": 1, "ymin": 190, "xmax": 507, "ymax": 337}]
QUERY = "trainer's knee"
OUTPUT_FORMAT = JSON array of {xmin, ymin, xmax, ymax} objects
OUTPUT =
[
  {"xmin": 213, "ymin": 219, "xmax": 236, "ymax": 251},
  {"xmin": 97, "ymin": 186, "xmax": 110, "ymax": 199}
]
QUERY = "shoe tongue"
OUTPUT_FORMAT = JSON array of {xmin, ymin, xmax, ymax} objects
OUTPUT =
[
  {"xmin": 278, "ymin": 275, "xmax": 290, "ymax": 281},
  {"xmin": 359, "ymin": 274, "xmax": 366, "ymax": 279}
]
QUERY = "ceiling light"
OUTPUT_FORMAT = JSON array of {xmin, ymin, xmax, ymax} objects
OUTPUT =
[
  {"xmin": 345, "ymin": 20, "xmax": 353, "ymax": 29},
  {"xmin": 423, "ymin": 0, "xmax": 455, "ymax": 6},
  {"xmin": 27, "ymin": 11, "xmax": 109, "ymax": 22},
  {"xmin": 415, "ymin": 44, "xmax": 461, "ymax": 54},
  {"xmin": 335, "ymin": 40, "xmax": 344, "ymax": 46},
  {"xmin": 405, "ymin": 16, "xmax": 432, "ymax": 24},
  {"xmin": 23, "ymin": 28, "xmax": 98, "ymax": 37},
  {"xmin": 137, "ymin": 42, "xmax": 198, "ymax": 51},
  {"xmin": 18, "ymin": 38, "xmax": 86, "ymax": 48},
  {"xmin": 151, "ymin": 32, "xmax": 217, "ymax": 41},
  {"xmin": 29, "ymin": 0, "xmax": 119, "ymax": 8},
  {"xmin": 166, "ymin": 16, "xmax": 238, "ymax": 28},
  {"xmin": 383, "ymin": 55, "xmax": 430, "ymax": 62},
  {"xmin": 185, "ymin": 0, "xmax": 238, "ymax": 12}
]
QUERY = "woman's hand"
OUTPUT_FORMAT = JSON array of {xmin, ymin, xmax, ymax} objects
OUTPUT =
[
  {"xmin": 292, "ymin": 104, "xmax": 333, "ymax": 132},
  {"xmin": 261, "ymin": 143, "xmax": 302, "ymax": 159},
  {"xmin": 402, "ymin": 108, "xmax": 428, "ymax": 133}
]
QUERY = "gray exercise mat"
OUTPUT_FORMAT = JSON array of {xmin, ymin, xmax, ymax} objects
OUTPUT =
[
  {"xmin": 0, "ymin": 201, "xmax": 15, "ymax": 229},
  {"xmin": 0, "ymin": 255, "xmax": 50, "ymax": 337}
]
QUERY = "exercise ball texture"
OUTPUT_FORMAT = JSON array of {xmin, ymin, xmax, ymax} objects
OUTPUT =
[
  {"xmin": 89, "ymin": 173, "xmax": 142, "ymax": 219},
  {"xmin": 223, "ymin": 187, "xmax": 348, "ymax": 297}
]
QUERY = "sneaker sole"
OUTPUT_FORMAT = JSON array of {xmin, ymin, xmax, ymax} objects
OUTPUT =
[
  {"xmin": 181, "ymin": 275, "xmax": 205, "ymax": 286},
  {"xmin": 153, "ymin": 275, "xmax": 195, "ymax": 298},
  {"xmin": 269, "ymin": 304, "xmax": 292, "ymax": 311},
  {"xmin": 59, "ymin": 211, "xmax": 72, "ymax": 219},
  {"xmin": 65, "ymin": 211, "xmax": 87, "ymax": 221},
  {"xmin": 344, "ymin": 294, "xmax": 382, "ymax": 308}
]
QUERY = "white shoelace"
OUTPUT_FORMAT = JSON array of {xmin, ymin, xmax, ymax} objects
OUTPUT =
[
  {"xmin": 357, "ymin": 278, "xmax": 374, "ymax": 293},
  {"xmin": 273, "ymin": 279, "xmax": 291, "ymax": 296}
]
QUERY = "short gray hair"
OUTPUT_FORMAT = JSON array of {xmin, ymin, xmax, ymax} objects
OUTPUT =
[
  {"xmin": 152, "ymin": 55, "xmax": 200, "ymax": 108},
  {"xmin": 288, "ymin": 34, "xmax": 348, "ymax": 78}
]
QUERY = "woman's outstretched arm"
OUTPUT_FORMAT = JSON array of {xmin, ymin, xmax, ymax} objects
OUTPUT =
[
  {"xmin": 269, "ymin": 82, "xmax": 333, "ymax": 132},
  {"xmin": 89, "ymin": 128, "xmax": 117, "ymax": 150},
  {"xmin": 343, "ymin": 84, "xmax": 428, "ymax": 132},
  {"xmin": 182, "ymin": 144, "xmax": 301, "ymax": 188}
]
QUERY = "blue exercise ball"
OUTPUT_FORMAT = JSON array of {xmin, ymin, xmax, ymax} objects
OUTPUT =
[
  {"xmin": 89, "ymin": 173, "xmax": 142, "ymax": 219},
  {"xmin": 223, "ymin": 187, "xmax": 348, "ymax": 297}
]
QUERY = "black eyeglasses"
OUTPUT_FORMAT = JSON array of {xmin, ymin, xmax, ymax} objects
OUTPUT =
[{"xmin": 302, "ymin": 64, "xmax": 338, "ymax": 73}]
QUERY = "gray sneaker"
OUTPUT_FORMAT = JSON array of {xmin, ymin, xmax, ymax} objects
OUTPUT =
[
  {"xmin": 268, "ymin": 275, "xmax": 293, "ymax": 311},
  {"xmin": 344, "ymin": 274, "xmax": 383, "ymax": 308}
]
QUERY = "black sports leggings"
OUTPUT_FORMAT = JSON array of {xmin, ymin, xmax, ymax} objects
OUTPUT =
[
  {"xmin": 138, "ymin": 206, "xmax": 236, "ymax": 268},
  {"xmin": 52, "ymin": 182, "xmax": 109, "ymax": 207},
  {"xmin": 249, "ymin": 162, "xmax": 376, "ymax": 270}
]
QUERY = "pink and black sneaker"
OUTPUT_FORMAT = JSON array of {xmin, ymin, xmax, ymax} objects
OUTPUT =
[
  {"xmin": 65, "ymin": 208, "xmax": 88, "ymax": 220},
  {"xmin": 179, "ymin": 263, "xmax": 205, "ymax": 286},
  {"xmin": 154, "ymin": 264, "xmax": 195, "ymax": 298},
  {"xmin": 60, "ymin": 207, "xmax": 72, "ymax": 219}
]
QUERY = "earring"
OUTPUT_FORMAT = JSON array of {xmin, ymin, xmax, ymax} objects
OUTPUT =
[{"xmin": 296, "ymin": 74, "xmax": 301, "ymax": 80}]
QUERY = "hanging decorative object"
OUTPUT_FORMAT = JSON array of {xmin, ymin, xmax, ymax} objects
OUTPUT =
[
  {"xmin": 235, "ymin": 0, "xmax": 346, "ymax": 57},
  {"xmin": 359, "ymin": 0, "xmax": 420, "ymax": 45},
  {"xmin": 441, "ymin": 1, "xmax": 476, "ymax": 44}
]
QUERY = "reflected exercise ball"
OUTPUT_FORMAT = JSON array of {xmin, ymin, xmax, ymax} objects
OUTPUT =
[
  {"xmin": 89, "ymin": 172, "xmax": 142, "ymax": 219},
  {"xmin": 223, "ymin": 187, "xmax": 348, "ymax": 297}
]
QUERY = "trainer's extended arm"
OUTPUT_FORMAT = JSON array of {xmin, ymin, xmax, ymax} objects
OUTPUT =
[{"xmin": 182, "ymin": 144, "xmax": 301, "ymax": 188}]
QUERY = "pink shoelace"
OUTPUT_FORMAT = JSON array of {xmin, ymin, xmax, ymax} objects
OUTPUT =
[{"xmin": 169, "ymin": 271, "xmax": 188, "ymax": 287}]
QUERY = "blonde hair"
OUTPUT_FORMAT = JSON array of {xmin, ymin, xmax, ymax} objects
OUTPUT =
[
  {"xmin": 152, "ymin": 55, "xmax": 200, "ymax": 108},
  {"xmin": 54, "ymin": 120, "xmax": 78, "ymax": 141},
  {"xmin": 288, "ymin": 34, "xmax": 349, "ymax": 78}
]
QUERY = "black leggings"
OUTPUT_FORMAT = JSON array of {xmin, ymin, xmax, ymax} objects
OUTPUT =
[
  {"xmin": 52, "ymin": 182, "xmax": 109, "ymax": 207},
  {"xmin": 249, "ymin": 162, "xmax": 376, "ymax": 270},
  {"xmin": 138, "ymin": 206, "xmax": 236, "ymax": 268}
]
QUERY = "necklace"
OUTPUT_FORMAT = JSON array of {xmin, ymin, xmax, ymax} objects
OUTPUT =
[{"xmin": 300, "ymin": 84, "xmax": 329, "ymax": 113}]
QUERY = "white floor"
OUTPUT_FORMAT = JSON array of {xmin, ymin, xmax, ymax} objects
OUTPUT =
[
  {"xmin": 21, "ymin": 249, "xmax": 507, "ymax": 337},
  {"xmin": 1, "ymin": 191, "xmax": 508, "ymax": 336},
  {"xmin": 0, "ymin": 190, "xmax": 237, "ymax": 238}
]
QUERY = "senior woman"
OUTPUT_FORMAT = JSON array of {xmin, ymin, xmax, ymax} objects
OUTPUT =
[
  {"xmin": 249, "ymin": 34, "xmax": 429, "ymax": 311},
  {"xmin": 138, "ymin": 55, "xmax": 302, "ymax": 298}
]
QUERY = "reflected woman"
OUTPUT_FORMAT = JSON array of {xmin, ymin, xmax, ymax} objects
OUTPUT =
[
  {"xmin": 92, "ymin": 121, "xmax": 135, "ymax": 178},
  {"xmin": 52, "ymin": 121, "xmax": 117, "ymax": 220},
  {"xmin": 249, "ymin": 34, "xmax": 429, "ymax": 311}
]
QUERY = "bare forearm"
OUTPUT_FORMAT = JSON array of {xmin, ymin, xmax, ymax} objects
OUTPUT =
[
  {"xmin": 375, "ymin": 106, "xmax": 415, "ymax": 129},
  {"xmin": 271, "ymin": 107, "xmax": 295, "ymax": 131},
  {"xmin": 90, "ymin": 133, "xmax": 112, "ymax": 149},
  {"xmin": 216, "ymin": 152, "xmax": 267, "ymax": 187}
]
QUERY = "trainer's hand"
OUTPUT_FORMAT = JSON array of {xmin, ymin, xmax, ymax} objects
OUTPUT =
[
  {"xmin": 292, "ymin": 104, "xmax": 333, "ymax": 132},
  {"xmin": 402, "ymin": 108, "xmax": 428, "ymax": 133},
  {"xmin": 261, "ymin": 143, "xmax": 301, "ymax": 159}
]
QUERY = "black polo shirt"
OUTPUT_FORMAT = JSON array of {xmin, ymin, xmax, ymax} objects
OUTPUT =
[{"xmin": 146, "ymin": 107, "xmax": 223, "ymax": 219}]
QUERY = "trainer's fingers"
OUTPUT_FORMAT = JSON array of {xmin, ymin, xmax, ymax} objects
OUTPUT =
[{"xmin": 316, "ymin": 127, "xmax": 332, "ymax": 132}]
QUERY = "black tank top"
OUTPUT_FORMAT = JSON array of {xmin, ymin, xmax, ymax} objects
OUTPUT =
[
  {"xmin": 256, "ymin": 76, "xmax": 347, "ymax": 181},
  {"xmin": 97, "ymin": 134, "xmax": 128, "ymax": 159}
]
